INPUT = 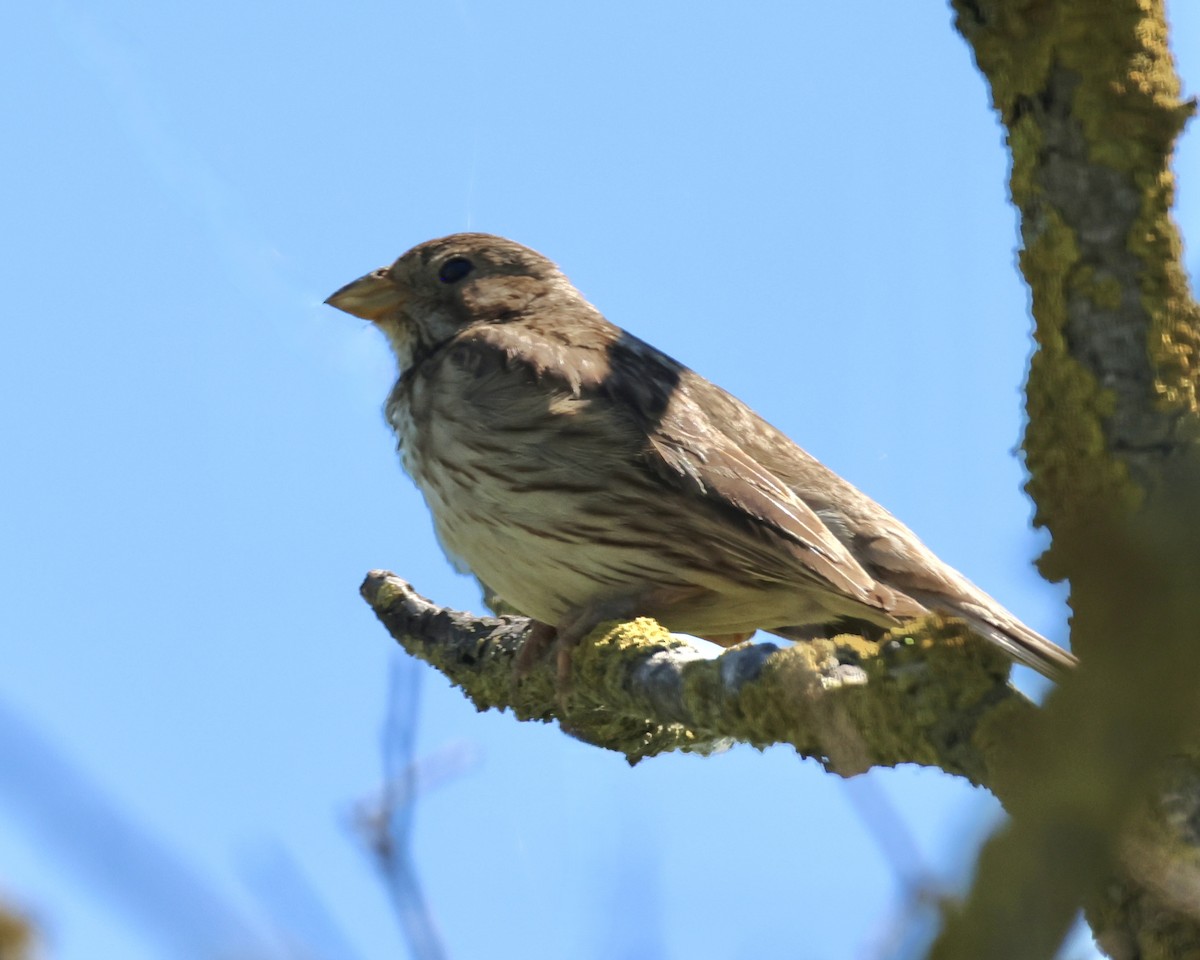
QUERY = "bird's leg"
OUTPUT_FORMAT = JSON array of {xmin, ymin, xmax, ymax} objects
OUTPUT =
[
  {"xmin": 547, "ymin": 598, "xmax": 642, "ymax": 692},
  {"xmin": 513, "ymin": 620, "xmax": 560, "ymax": 679},
  {"xmin": 515, "ymin": 585, "xmax": 737, "ymax": 698},
  {"xmin": 551, "ymin": 585, "xmax": 722, "ymax": 690}
]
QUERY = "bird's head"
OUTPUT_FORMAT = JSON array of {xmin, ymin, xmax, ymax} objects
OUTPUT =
[{"xmin": 325, "ymin": 233, "xmax": 576, "ymax": 372}]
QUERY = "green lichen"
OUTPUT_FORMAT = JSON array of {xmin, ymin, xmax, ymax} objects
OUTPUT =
[
  {"xmin": 369, "ymin": 576, "xmax": 410, "ymax": 611},
  {"xmin": 1077, "ymin": 267, "xmax": 1124, "ymax": 312},
  {"xmin": 367, "ymin": 573, "xmax": 1035, "ymax": 782},
  {"xmin": 1137, "ymin": 208, "xmax": 1200, "ymax": 416},
  {"xmin": 1058, "ymin": 2, "xmax": 1200, "ymax": 418},
  {"xmin": 955, "ymin": 0, "xmax": 1197, "ymax": 573},
  {"xmin": 565, "ymin": 615, "xmax": 1022, "ymax": 777},
  {"xmin": 571, "ymin": 618, "xmax": 678, "ymax": 701},
  {"xmin": 1020, "ymin": 209, "xmax": 1139, "ymax": 550},
  {"xmin": 567, "ymin": 619, "xmax": 708, "ymax": 759}
]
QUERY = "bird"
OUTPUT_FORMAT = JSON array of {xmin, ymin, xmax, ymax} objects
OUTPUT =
[{"xmin": 326, "ymin": 233, "xmax": 1076, "ymax": 680}]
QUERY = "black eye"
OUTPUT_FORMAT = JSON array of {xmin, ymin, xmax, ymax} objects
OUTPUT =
[{"xmin": 438, "ymin": 257, "xmax": 473, "ymax": 284}]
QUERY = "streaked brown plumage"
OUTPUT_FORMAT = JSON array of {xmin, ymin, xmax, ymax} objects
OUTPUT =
[{"xmin": 327, "ymin": 233, "xmax": 1076, "ymax": 679}]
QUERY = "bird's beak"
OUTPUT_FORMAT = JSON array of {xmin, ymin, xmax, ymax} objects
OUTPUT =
[{"xmin": 324, "ymin": 268, "xmax": 407, "ymax": 322}]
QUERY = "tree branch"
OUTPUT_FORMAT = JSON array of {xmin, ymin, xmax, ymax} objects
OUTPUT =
[
  {"xmin": 936, "ymin": 2, "xmax": 1200, "ymax": 957},
  {"xmin": 952, "ymin": 0, "xmax": 1199, "ymax": 558},
  {"xmin": 361, "ymin": 571, "xmax": 1041, "ymax": 781}
]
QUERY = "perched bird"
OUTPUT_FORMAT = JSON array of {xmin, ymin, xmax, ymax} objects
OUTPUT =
[{"xmin": 327, "ymin": 233, "xmax": 1076, "ymax": 680}]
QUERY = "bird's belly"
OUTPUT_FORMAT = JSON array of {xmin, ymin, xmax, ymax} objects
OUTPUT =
[
  {"xmin": 418, "ymin": 454, "xmax": 682, "ymax": 625},
  {"xmin": 391, "ymin": 399, "xmax": 855, "ymax": 635},
  {"xmin": 412, "ymin": 464, "xmax": 836, "ymax": 636}
]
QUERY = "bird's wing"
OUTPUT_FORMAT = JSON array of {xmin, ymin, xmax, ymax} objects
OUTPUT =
[
  {"xmin": 674, "ymin": 361, "xmax": 1078, "ymax": 677},
  {"xmin": 592, "ymin": 335, "xmax": 922, "ymax": 619},
  {"xmin": 639, "ymin": 382, "xmax": 917, "ymax": 617}
]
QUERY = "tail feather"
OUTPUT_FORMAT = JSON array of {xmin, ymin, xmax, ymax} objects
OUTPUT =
[
  {"xmin": 770, "ymin": 597, "xmax": 1077, "ymax": 682},
  {"xmin": 955, "ymin": 606, "xmax": 1076, "ymax": 681},
  {"xmin": 905, "ymin": 591, "xmax": 1077, "ymax": 681}
]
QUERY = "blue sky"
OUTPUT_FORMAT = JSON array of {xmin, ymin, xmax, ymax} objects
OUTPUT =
[{"xmin": 3, "ymin": 3, "xmax": 1196, "ymax": 958}]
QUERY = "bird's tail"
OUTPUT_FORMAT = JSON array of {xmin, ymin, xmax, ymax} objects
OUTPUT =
[{"xmin": 906, "ymin": 590, "xmax": 1077, "ymax": 681}]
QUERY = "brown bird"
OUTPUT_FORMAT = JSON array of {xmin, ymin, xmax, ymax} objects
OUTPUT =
[{"xmin": 327, "ymin": 233, "xmax": 1076, "ymax": 680}]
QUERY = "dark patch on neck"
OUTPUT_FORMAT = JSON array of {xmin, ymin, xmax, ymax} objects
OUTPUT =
[{"xmin": 600, "ymin": 331, "xmax": 683, "ymax": 428}]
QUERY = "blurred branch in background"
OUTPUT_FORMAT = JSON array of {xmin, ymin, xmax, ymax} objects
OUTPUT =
[
  {"xmin": 0, "ymin": 637, "xmax": 478, "ymax": 960},
  {"xmin": 352, "ymin": 656, "xmax": 481, "ymax": 960},
  {"xmin": 0, "ymin": 697, "xmax": 277, "ymax": 959},
  {"xmin": 841, "ymin": 773, "xmax": 953, "ymax": 960},
  {"xmin": 0, "ymin": 898, "xmax": 34, "ymax": 960},
  {"xmin": 242, "ymin": 847, "xmax": 365, "ymax": 960},
  {"xmin": 0, "ymin": 682, "xmax": 480, "ymax": 960}
]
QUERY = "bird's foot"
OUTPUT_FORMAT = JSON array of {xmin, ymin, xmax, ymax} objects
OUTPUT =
[
  {"xmin": 512, "ymin": 598, "xmax": 644, "ymax": 708},
  {"xmin": 513, "ymin": 620, "xmax": 560, "ymax": 679},
  {"xmin": 511, "ymin": 620, "xmax": 572, "ymax": 712},
  {"xmin": 513, "ymin": 587, "xmax": 721, "ymax": 709},
  {"xmin": 509, "ymin": 619, "xmax": 585, "ymax": 714}
]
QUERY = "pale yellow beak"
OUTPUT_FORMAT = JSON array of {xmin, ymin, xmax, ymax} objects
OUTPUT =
[{"xmin": 324, "ymin": 268, "xmax": 407, "ymax": 321}]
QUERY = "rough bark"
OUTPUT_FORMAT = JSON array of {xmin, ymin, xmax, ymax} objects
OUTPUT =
[
  {"xmin": 935, "ymin": 2, "xmax": 1200, "ymax": 958},
  {"xmin": 0, "ymin": 900, "xmax": 34, "ymax": 960},
  {"xmin": 950, "ymin": 0, "xmax": 1199, "ymax": 555},
  {"xmin": 361, "ymin": 571, "xmax": 1042, "ymax": 784}
]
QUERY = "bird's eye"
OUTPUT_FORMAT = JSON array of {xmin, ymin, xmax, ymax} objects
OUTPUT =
[{"xmin": 438, "ymin": 257, "xmax": 473, "ymax": 284}]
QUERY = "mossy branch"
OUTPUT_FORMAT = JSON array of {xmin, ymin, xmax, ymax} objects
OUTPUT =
[
  {"xmin": 952, "ymin": 0, "xmax": 1199, "ymax": 559},
  {"xmin": 362, "ymin": 571, "xmax": 1044, "ymax": 783},
  {"xmin": 937, "ymin": 2, "xmax": 1200, "ymax": 958}
]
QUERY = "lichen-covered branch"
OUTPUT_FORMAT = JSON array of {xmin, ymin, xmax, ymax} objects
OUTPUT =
[
  {"xmin": 0, "ymin": 900, "xmax": 34, "ymax": 960},
  {"xmin": 939, "ymin": 2, "xmax": 1200, "ymax": 958},
  {"xmin": 926, "ymin": 489, "xmax": 1200, "ymax": 960},
  {"xmin": 953, "ymin": 0, "xmax": 1199, "ymax": 555},
  {"xmin": 361, "ymin": 571, "xmax": 1042, "ymax": 782}
]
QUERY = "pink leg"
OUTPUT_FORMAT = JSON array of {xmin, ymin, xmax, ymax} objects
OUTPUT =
[
  {"xmin": 514, "ymin": 585, "xmax": 720, "ymax": 697},
  {"xmin": 514, "ymin": 620, "xmax": 559, "ymax": 679}
]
